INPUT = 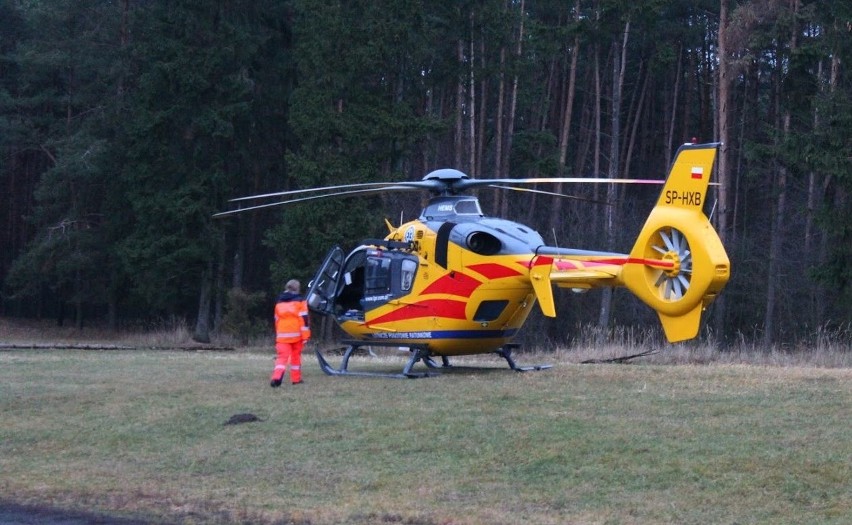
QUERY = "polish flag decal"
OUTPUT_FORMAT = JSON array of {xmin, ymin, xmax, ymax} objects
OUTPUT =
[{"xmin": 691, "ymin": 167, "xmax": 704, "ymax": 179}]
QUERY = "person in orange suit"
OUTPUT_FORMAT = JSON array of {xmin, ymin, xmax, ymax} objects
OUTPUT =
[{"xmin": 270, "ymin": 279, "xmax": 311, "ymax": 387}]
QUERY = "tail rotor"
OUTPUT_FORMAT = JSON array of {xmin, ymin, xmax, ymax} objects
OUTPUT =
[{"xmin": 650, "ymin": 227, "xmax": 692, "ymax": 301}]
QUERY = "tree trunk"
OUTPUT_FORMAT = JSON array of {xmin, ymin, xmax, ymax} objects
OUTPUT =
[
  {"xmin": 552, "ymin": 0, "xmax": 580, "ymax": 232},
  {"xmin": 468, "ymin": 10, "xmax": 476, "ymax": 176},
  {"xmin": 814, "ymin": 53, "xmax": 841, "ymax": 322},
  {"xmin": 591, "ymin": 45, "xmax": 602, "ymax": 238},
  {"xmin": 598, "ymin": 21, "xmax": 629, "ymax": 331},
  {"xmin": 476, "ymin": 35, "xmax": 487, "ymax": 178},
  {"xmin": 804, "ymin": 116, "xmax": 818, "ymax": 257},
  {"xmin": 500, "ymin": 0, "xmax": 524, "ymax": 218},
  {"xmin": 763, "ymin": 0, "xmax": 798, "ymax": 346},
  {"xmin": 492, "ymin": 45, "xmax": 506, "ymax": 215},
  {"xmin": 666, "ymin": 44, "xmax": 683, "ymax": 166},
  {"xmin": 763, "ymin": 115, "xmax": 789, "ymax": 346},
  {"xmin": 214, "ymin": 234, "xmax": 226, "ymax": 332},
  {"xmin": 193, "ymin": 262, "xmax": 213, "ymax": 343},
  {"xmin": 714, "ymin": 0, "xmax": 732, "ymax": 340},
  {"xmin": 808, "ymin": 53, "xmax": 839, "ymax": 322},
  {"xmin": 622, "ymin": 59, "xmax": 647, "ymax": 179},
  {"xmin": 455, "ymin": 38, "xmax": 464, "ymax": 170},
  {"xmin": 74, "ymin": 269, "xmax": 84, "ymax": 330},
  {"xmin": 804, "ymin": 60, "xmax": 821, "ymax": 322}
]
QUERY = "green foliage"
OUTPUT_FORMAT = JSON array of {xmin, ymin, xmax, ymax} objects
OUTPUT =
[
  {"xmin": 220, "ymin": 288, "xmax": 269, "ymax": 342},
  {"xmin": 2, "ymin": 0, "xmax": 851, "ymax": 344},
  {"xmin": 802, "ymin": 55, "xmax": 852, "ymax": 322},
  {"xmin": 1, "ymin": 0, "xmax": 128, "ymax": 319},
  {"xmin": 264, "ymin": 196, "xmax": 386, "ymax": 290},
  {"xmin": 264, "ymin": 0, "xmax": 453, "ymax": 291}
]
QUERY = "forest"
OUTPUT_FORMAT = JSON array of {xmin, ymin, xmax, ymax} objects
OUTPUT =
[{"xmin": 1, "ymin": 0, "xmax": 850, "ymax": 347}]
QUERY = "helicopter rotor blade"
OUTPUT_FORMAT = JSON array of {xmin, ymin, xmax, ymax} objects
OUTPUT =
[
  {"xmin": 486, "ymin": 184, "xmax": 613, "ymax": 206},
  {"xmin": 456, "ymin": 176, "xmax": 666, "ymax": 192},
  {"xmin": 213, "ymin": 185, "xmax": 423, "ymax": 218},
  {"xmin": 217, "ymin": 171, "xmax": 699, "ymax": 218},
  {"xmin": 228, "ymin": 180, "xmax": 440, "ymax": 203}
]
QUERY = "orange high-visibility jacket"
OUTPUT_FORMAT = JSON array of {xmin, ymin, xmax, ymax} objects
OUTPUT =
[{"xmin": 275, "ymin": 299, "xmax": 311, "ymax": 343}]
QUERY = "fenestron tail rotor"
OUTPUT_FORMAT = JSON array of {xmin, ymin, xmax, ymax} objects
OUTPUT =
[{"xmin": 650, "ymin": 227, "xmax": 692, "ymax": 301}]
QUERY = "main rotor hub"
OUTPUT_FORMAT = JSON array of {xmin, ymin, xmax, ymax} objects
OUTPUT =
[
  {"xmin": 423, "ymin": 169, "xmax": 470, "ymax": 195},
  {"xmin": 423, "ymin": 169, "xmax": 469, "ymax": 182}
]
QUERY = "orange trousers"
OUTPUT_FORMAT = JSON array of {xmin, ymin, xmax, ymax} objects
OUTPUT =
[{"xmin": 271, "ymin": 340, "xmax": 304, "ymax": 384}]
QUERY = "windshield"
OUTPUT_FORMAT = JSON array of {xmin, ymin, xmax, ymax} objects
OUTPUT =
[
  {"xmin": 422, "ymin": 197, "xmax": 483, "ymax": 218},
  {"xmin": 454, "ymin": 198, "xmax": 482, "ymax": 215}
]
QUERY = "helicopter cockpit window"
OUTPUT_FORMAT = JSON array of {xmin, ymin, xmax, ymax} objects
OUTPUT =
[
  {"xmin": 400, "ymin": 259, "xmax": 417, "ymax": 291},
  {"xmin": 365, "ymin": 256, "xmax": 392, "ymax": 293},
  {"xmin": 422, "ymin": 197, "xmax": 483, "ymax": 219},
  {"xmin": 454, "ymin": 198, "xmax": 482, "ymax": 215}
]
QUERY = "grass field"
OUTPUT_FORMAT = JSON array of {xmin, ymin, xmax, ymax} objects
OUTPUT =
[{"xmin": 1, "ymin": 344, "xmax": 850, "ymax": 524}]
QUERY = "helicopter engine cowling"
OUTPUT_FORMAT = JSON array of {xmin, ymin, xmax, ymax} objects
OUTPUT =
[{"xmin": 437, "ymin": 218, "xmax": 544, "ymax": 256}]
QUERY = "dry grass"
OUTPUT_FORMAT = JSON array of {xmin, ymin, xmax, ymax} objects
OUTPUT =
[
  {"xmin": 0, "ymin": 317, "xmax": 196, "ymax": 346},
  {"xmin": 1, "ymin": 316, "xmax": 850, "ymax": 524},
  {"xmin": 0, "ymin": 317, "xmax": 266, "ymax": 349},
  {"xmin": 3, "ymin": 317, "xmax": 850, "ymax": 367},
  {"xmin": 546, "ymin": 323, "xmax": 852, "ymax": 368},
  {"xmin": 1, "ymin": 319, "xmax": 850, "ymax": 524}
]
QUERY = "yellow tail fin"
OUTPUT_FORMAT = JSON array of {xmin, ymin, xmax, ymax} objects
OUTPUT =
[{"xmin": 622, "ymin": 143, "xmax": 730, "ymax": 342}]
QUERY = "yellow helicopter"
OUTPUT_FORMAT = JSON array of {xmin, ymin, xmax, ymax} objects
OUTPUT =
[{"xmin": 216, "ymin": 142, "xmax": 730, "ymax": 377}]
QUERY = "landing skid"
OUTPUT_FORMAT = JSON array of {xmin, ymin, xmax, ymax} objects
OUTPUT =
[
  {"xmin": 314, "ymin": 341, "xmax": 438, "ymax": 379},
  {"xmin": 495, "ymin": 344, "xmax": 553, "ymax": 372},
  {"xmin": 315, "ymin": 341, "xmax": 551, "ymax": 378},
  {"xmin": 434, "ymin": 343, "xmax": 552, "ymax": 372}
]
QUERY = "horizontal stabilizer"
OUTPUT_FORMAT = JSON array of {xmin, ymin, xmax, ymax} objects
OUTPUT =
[{"xmin": 530, "ymin": 256, "xmax": 556, "ymax": 317}]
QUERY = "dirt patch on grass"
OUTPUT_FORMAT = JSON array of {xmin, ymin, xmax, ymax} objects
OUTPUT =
[{"xmin": 0, "ymin": 501, "xmax": 152, "ymax": 525}]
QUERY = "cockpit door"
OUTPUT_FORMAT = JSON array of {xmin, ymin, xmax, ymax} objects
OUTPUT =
[{"xmin": 305, "ymin": 246, "xmax": 345, "ymax": 316}]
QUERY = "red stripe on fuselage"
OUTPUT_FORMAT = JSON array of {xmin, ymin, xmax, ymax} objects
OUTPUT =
[
  {"xmin": 422, "ymin": 272, "xmax": 481, "ymax": 297},
  {"xmin": 369, "ymin": 299, "xmax": 468, "ymax": 324},
  {"xmin": 554, "ymin": 260, "xmax": 579, "ymax": 270},
  {"xmin": 516, "ymin": 257, "xmax": 552, "ymax": 270},
  {"xmin": 522, "ymin": 257, "xmax": 675, "ymax": 271},
  {"xmin": 585, "ymin": 257, "xmax": 675, "ymax": 269},
  {"xmin": 532, "ymin": 256, "xmax": 552, "ymax": 267},
  {"xmin": 467, "ymin": 263, "xmax": 523, "ymax": 280}
]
